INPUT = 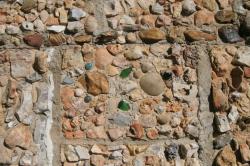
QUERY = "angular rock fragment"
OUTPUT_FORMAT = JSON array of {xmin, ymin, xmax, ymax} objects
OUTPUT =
[
  {"xmin": 69, "ymin": 8, "xmax": 86, "ymax": 21},
  {"xmin": 4, "ymin": 124, "xmax": 33, "ymax": 149},
  {"xmin": 239, "ymin": 144, "xmax": 250, "ymax": 162},
  {"xmin": 24, "ymin": 33, "xmax": 44, "ymax": 48},
  {"xmin": 233, "ymin": 47, "xmax": 250, "ymax": 67},
  {"xmin": 215, "ymin": 145, "xmax": 237, "ymax": 166},
  {"xmin": 213, "ymin": 133, "xmax": 232, "ymax": 149},
  {"xmin": 15, "ymin": 84, "xmax": 33, "ymax": 125},
  {"xmin": 95, "ymin": 48, "xmax": 113, "ymax": 70},
  {"xmin": 215, "ymin": 10, "xmax": 236, "ymax": 23},
  {"xmin": 22, "ymin": 0, "xmax": 37, "ymax": 12},
  {"xmin": 75, "ymin": 146, "xmax": 90, "ymax": 160},
  {"xmin": 218, "ymin": 25, "xmax": 243, "ymax": 43},
  {"xmin": 10, "ymin": 50, "xmax": 35, "ymax": 79},
  {"xmin": 214, "ymin": 113, "xmax": 231, "ymax": 133},
  {"xmin": 85, "ymin": 72, "xmax": 109, "ymax": 96}
]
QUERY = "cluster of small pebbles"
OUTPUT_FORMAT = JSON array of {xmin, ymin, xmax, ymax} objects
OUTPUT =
[{"xmin": 0, "ymin": 0, "xmax": 249, "ymax": 166}]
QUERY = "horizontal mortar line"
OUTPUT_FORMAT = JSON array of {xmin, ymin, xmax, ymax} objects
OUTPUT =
[
  {"xmin": 63, "ymin": 137, "xmax": 197, "ymax": 146},
  {"xmin": 0, "ymin": 43, "xmax": 247, "ymax": 50}
]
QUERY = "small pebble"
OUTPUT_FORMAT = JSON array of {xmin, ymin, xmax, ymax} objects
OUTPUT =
[
  {"xmin": 75, "ymin": 88, "xmax": 84, "ymax": 97},
  {"xmin": 84, "ymin": 95, "xmax": 92, "ymax": 103}
]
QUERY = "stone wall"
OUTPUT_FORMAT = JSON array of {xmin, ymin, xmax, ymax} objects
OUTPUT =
[{"xmin": 0, "ymin": 0, "xmax": 249, "ymax": 166}]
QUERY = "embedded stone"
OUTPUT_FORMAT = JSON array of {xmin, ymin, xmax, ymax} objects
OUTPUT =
[
  {"xmin": 107, "ymin": 128, "xmax": 125, "ymax": 141},
  {"xmin": 106, "ymin": 44, "xmax": 124, "ymax": 56},
  {"xmin": 139, "ymin": 28, "xmax": 165, "ymax": 43},
  {"xmin": 47, "ymin": 25, "xmax": 66, "ymax": 33},
  {"xmin": 218, "ymin": 25, "xmax": 243, "ymax": 43},
  {"xmin": 124, "ymin": 46, "xmax": 145, "ymax": 60},
  {"xmin": 182, "ymin": 0, "xmax": 196, "ymax": 15},
  {"xmin": 239, "ymin": 144, "xmax": 250, "ymax": 162},
  {"xmin": 23, "ymin": 33, "xmax": 44, "ymax": 48},
  {"xmin": 86, "ymin": 126, "xmax": 108, "ymax": 139},
  {"xmin": 184, "ymin": 30, "xmax": 217, "ymax": 42},
  {"xmin": 214, "ymin": 133, "xmax": 232, "ymax": 149},
  {"xmin": 215, "ymin": 145, "xmax": 237, "ymax": 166},
  {"xmin": 19, "ymin": 151, "xmax": 33, "ymax": 166},
  {"xmin": 139, "ymin": 73, "xmax": 165, "ymax": 96},
  {"xmin": 85, "ymin": 16, "xmax": 98, "ymax": 34},
  {"xmin": 69, "ymin": 8, "xmax": 86, "ymax": 21},
  {"xmin": 151, "ymin": 3, "xmax": 164, "ymax": 15},
  {"xmin": 214, "ymin": 113, "xmax": 231, "ymax": 133},
  {"xmin": 194, "ymin": 9, "xmax": 214, "ymax": 26},
  {"xmin": 90, "ymin": 155, "xmax": 105, "ymax": 166},
  {"xmin": 95, "ymin": 48, "xmax": 113, "ymax": 70},
  {"xmin": 85, "ymin": 71, "xmax": 109, "ymax": 96},
  {"xmin": 64, "ymin": 145, "xmax": 79, "ymax": 162},
  {"xmin": 22, "ymin": 0, "xmax": 37, "ymax": 12},
  {"xmin": 4, "ymin": 124, "xmax": 33, "ymax": 149},
  {"xmin": 10, "ymin": 50, "xmax": 35, "ymax": 79},
  {"xmin": 146, "ymin": 128, "xmax": 159, "ymax": 140},
  {"xmin": 130, "ymin": 122, "xmax": 144, "ymax": 139},
  {"xmin": 215, "ymin": 10, "xmax": 236, "ymax": 23},
  {"xmin": 233, "ymin": 47, "xmax": 250, "ymax": 67},
  {"xmin": 75, "ymin": 146, "xmax": 90, "ymax": 160},
  {"xmin": 74, "ymin": 35, "xmax": 92, "ymax": 44},
  {"xmin": 21, "ymin": 21, "xmax": 34, "ymax": 31},
  {"xmin": 15, "ymin": 85, "xmax": 33, "ymax": 125}
]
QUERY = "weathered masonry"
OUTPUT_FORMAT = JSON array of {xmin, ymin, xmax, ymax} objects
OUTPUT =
[{"xmin": 0, "ymin": 0, "xmax": 250, "ymax": 166}]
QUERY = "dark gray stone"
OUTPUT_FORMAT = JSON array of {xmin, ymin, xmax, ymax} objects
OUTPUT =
[
  {"xmin": 165, "ymin": 144, "xmax": 179, "ymax": 160},
  {"xmin": 213, "ymin": 133, "xmax": 232, "ymax": 149},
  {"xmin": 218, "ymin": 25, "xmax": 243, "ymax": 43},
  {"xmin": 109, "ymin": 112, "xmax": 133, "ymax": 126}
]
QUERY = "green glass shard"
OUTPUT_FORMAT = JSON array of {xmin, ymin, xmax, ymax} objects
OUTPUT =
[
  {"xmin": 120, "ymin": 67, "xmax": 132, "ymax": 78},
  {"xmin": 118, "ymin": 100, "xmax": 130, "ymax": 111}
]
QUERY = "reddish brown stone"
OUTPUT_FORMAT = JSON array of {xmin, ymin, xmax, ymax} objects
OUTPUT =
[
  {"xmin": 90, "ymin": 155, "xmax": 105, "ymax": 166},
  {"xmin": 244, "ymin": 67, "xmax": 250, "ymax": 78},
  {"xmin": 194, "ymin": 9, "xmax": 214, "ymax": 26},
  {"xmin": 0, "ymin": 51, "xmax": 9, "ymax": 64},
  {"xmin": 139, "ymin": 28, "xmax": 165, "ymax": 43},
  {"xmin": 61, "ymin": 87, "xmax": 75, "ymax": 111},
  {"xmin": 146, "ymin": 128, "xmax": 159, "ymax": 140},
  {"xmin": 184, "ymin": 30, "xmax": 217, "ymax": 42},
  {"xmin": 145, "ymin": 156, "xmax": 160, "ymax": 165},
  {"xmin": 212, "ymin": 88, "xmax": 228, "ymax": 111},
  {"xmin": 95, "ymin": 48, "xmax": 113, "ymax": 70},
  {"xmin": 0, "ymin": 11, "xmax": 7, "ymax": 24},
  {"xmin": 64, "ymin": 131, "xmax": 74, "ymax": 139},
  {"xmin": 73, "ymin": 130, "xmax": 85, "ymax": 139},
  {"xmin": 130, "ymin": 122, "xmax": 144, "ymax": 139},
  {"xmin": 23, "ymin": 33, "xmax": 44, "ymax": 48},
  {"xmin": 4, "ymin": 124, "xmax": 33, "ymax": 149}
]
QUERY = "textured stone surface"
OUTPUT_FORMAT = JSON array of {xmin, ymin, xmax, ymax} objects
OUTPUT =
[{"xmin": 0, "ymin": 0, "xmax": 249, "ymax": 165}]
